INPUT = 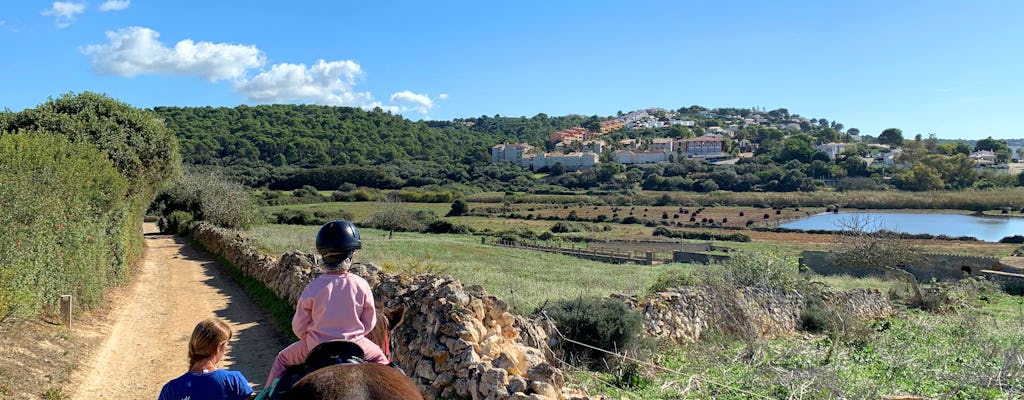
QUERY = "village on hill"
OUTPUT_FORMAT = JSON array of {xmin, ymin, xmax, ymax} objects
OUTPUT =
[{"xmin": 492, "ymin": 107, "xmax": 1024, "ymax": 177}]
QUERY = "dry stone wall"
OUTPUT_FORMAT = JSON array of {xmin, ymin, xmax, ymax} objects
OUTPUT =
[
  {"xmin": 192, "ymin": 222, "xmax": 894, "ymax": 398},
  {"xmin": 191, "ymin": 223, "xmax": 582, "ymax": 400},
  {"xmin": 615, "ymin": 287, "xmax": 892, "ymax": 343}
]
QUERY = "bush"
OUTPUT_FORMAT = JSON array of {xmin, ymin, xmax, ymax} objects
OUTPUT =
[
  {"xmin": 155, "ymin": 171, "xmax": 263, "ymax": 230},
  {"xmin": 424, "ymin": 220, "xmax": 471, "ymax": 234},
  {"xmin": 647, "ymin": 269, "xmax": 702, "ymax": 294},
  {"xmin": 0, "ymin": 132, "xmax": 129, "ymax": 318},
  {"xmin": 999, "ymin": 235, "xmax": 1024, "ymax": 244},
  {"xmin": 550, "ymin": 221, "xmax": 580, "ymax": 233},
  {"xmin": 446, "ymin": 199, "xmax": 469, "ymax": 216},
  {"xmin": 721, "ymin": 250, "xmax": 800, "ymax": 290},
  {"xmin": 545, "ymin": 296, "xmax": 643, "ymax": 370},
  {"xmin": 161, "ymin": 210, "xmax": 194, "ymax": 235},
  {"xmin": 271, "ymin": 209, "xmax": 353, "ymax": 226},
  {"xmin": 798, "ymin": 296, "xmax": 835, "ymax": 334}
]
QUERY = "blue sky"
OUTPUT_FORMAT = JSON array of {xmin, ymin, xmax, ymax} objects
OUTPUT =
[{"xmin": 2, "ymin": 1, "xmax": 1022, "ymax": 140}]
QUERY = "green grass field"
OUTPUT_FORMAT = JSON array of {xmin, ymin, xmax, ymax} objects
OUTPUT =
[{"xmin": 243, "ymin": 224, "xmax": 685, "ymax": 313}]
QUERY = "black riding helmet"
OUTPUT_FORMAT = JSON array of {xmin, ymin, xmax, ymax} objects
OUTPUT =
[{"xmin": 316, "ymin": 220, "xmax": 361, "ymax": 265}]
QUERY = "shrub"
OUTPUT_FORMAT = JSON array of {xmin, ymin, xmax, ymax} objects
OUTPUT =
[
  {"xmin": 545, "ymin": 296, "xmax": 643, "ymax": 370},
  {"xmin": 424, "ymin": 220, "xmax": 471, "ymax": 234},
  {"xmin": 161, "ymin": 211, "xmax": 194, "ymax": 235},
  {"xmin": 446, "ymin": 199, "xmax": 469, "ymax": 216},
  {"xmin": 999, "ymin": 235, "xmax": 1024, "ymax": 244},
  {"xmin": 550, "ymin": 222, "xmax": 580, "ymax": 233},
  {"xmin": 156, "ymin": 171, "xmax": 262, "ymax": 230},
  {"xmin": 799, "ymin": 299, "xmax": 835, "ymax": 333},
  {"xmin": 721, "ymin": 250, "xmax": 800, "ymax": 290},
  {"xmin": 647, "ymin": 269, "xmax": 702, "ymax": 293},
  {"xmin": 0, "ymin": 132, "xmax": 129, "ymax": 318}
]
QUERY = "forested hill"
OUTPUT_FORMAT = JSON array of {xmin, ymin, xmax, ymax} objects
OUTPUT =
[{"xmin": 153, "ymin": 105, "xmax": 586, "ymax": 178}]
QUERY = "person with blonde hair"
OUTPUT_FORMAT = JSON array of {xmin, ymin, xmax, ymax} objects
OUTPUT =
[{"xmin": 159, "ymin": 317, "xmax": 254, "ymax": 400}]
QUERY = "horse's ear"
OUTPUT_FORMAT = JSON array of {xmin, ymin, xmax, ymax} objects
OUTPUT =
[{"xmin": 382, "ymin": 305, "xmax": 406, "ymax": 330}]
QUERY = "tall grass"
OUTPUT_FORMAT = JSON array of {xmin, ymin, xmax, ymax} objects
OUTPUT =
[
  {"xmin": 572, "ymin": 290, "xmax": 1024, "ymax": 399},
  {"xmin": 243, "ymin": 224, "xmax": 684, "ymax": 313}
]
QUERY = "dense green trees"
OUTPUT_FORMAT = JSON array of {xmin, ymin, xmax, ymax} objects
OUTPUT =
[
  {"xmin": 879, "ymin": 128, "xmax": 904, "ymax": 146},
  {"xmin": 0, "ymin": 92, "xmax": 180, "ymax": 318}
]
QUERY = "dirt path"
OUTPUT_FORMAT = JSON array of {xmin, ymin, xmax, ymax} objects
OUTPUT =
[{"xmin": 69, "ymin": 223, "xmax": 289, "ymax": 399}]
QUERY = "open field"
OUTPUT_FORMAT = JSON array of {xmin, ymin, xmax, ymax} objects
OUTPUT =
[
  {"xmin": 261, "ymin": 200, "xmax": 1021, "ymax": 259},
  {"xmin": 243, "ymin": 224, "xmax": 685, "ymax": 313}
]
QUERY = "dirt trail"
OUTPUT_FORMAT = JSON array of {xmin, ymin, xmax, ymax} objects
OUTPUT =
[{"xmin": 69, "ymin": 223, "xmax": 289, "ymax": 399}]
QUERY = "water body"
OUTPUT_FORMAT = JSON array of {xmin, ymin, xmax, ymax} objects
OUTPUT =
[{"xmin": 780, "ymin": 212, "xmax": 1024, "ymax": 242}]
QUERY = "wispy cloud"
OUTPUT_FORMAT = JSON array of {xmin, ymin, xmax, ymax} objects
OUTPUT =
[
  {"xmin": 438, "ymin": 93, "xmax": 449, "ymax": 100},
  {"xmin": 99, "ymin": 0, "xmax": 131, "ymax": 11},
  {"xmin": 42, "ymin": 2, "xmax": 85, "ymax": 28},
  {"xmin": 81, "ymin": 26, "xmax": 265, "ymax": 81}
]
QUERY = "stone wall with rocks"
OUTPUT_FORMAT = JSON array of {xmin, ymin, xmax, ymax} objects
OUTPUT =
[
  {"xmin": 191, "ymin": 223, "xmax": 580, "ymax": 400},
  {"xmin": 614, "ymin": 287, "xmax": 891, "ymax": 343},
  {"xmin": 191, "ymin": 222, "xmax": 894, "ymax": 398}
]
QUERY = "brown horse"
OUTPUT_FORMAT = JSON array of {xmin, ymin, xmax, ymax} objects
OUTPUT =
[{"xmin": 282, "ymin": 306, "xmax": 423, "ymax": 400}]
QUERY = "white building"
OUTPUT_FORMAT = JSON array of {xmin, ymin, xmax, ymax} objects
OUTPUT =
[
  {"xmin": 814, "ymin": 142, "xmax": 847, "ymax": 160},
  {"xmin": 491, "ymin": 143, "xmax": 534, "ymax": 167},
  {"xmin": 613, "ymin": 150, "xmax": 671, "ymax": 165},
  {"xmin": 649, "ymin": 138, "xmax": 675, "ymax": 153},
  {"xmin": 531, "ymin": 152, "xmax": 599, "ymax": 172}
]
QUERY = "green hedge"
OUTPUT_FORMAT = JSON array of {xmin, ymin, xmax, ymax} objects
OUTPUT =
[
  {"xmin": 0, "ymin": 132, "xmax": 129, "ymax": 318},
  {"xmin": 652, "ymin": 226, "xmax": 751, "ymax": 242}
]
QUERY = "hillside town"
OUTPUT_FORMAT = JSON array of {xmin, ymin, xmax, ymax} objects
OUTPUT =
[{"xmin": 492, "ymin": 107, "xmax": 1024, "ymax": 177}]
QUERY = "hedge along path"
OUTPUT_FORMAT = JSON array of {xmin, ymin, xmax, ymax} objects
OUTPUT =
[{"xmin": 70, "ymin": 223, "xmax": 288, "ymax": 399}]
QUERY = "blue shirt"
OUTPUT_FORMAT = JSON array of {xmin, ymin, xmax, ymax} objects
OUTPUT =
[{"xmin": 158, "ymin": 369, "xmax": 253, "ymax": 400}]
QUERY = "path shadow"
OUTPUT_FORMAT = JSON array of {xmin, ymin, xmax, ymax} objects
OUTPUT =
[{"xmin": 168, "ymin": 234, "xmax": 291, "ymax": 389}]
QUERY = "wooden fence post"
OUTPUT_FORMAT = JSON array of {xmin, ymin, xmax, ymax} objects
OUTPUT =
[{"xmin": 60, "ymin": 295, "xmax": 72, "ymax": 329}]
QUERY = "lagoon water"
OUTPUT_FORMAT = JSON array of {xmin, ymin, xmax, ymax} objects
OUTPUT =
[{"xmin": 779, "ymin": 212, "xmax": 1024, "ymax": 242}]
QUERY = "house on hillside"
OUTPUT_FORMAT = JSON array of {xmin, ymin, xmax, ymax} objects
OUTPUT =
[
  {"xmin": 531, "ymin": 151, "xmax": 599, "ymax": 172},
  {"xmin": 613, "ymin": 150, "xmax": 671, "ymax": 165},
  {"xmin": 649, "ymin": 138, "xmax": 675, "ymax": 153},
  {"xmin": 491, "ymin": 143, "xmax": 534, "ymax": 167},
  {"xmin": 676, "ymin": 135, "xmax": 725, "ymax": 156},
  {"xmin": 814, "ymin": 142, "xmax": 847, "ymax": 160}
]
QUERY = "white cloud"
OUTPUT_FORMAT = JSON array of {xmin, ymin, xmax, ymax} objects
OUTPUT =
[
  {"xmin": 99, "ymin": 0, "xmax": 131, "ymax": 11},
  {"xmin": 42, "ymin": 2, "xmax": 85, "ymax": 28},
  {"xmin": 363, "ymin": 101, "xmax": 402, "ymax": 114},
  {"xmin": 389, "ymin": 90, "xmax": 435, "ymax": 113},
  {"xmin": 81, "ymin": 26, "xmax": 265, "ymax": 81},
  {"xmin": 235, "ymin": 60, "xmax": 372, "ymax": 106},
  {"xmin": 438, "ymin": 93, "xmax": 448, "ymax": 100}
]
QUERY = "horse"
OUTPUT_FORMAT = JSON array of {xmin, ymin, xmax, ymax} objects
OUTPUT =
[{"xmin": 270, "ymin": 305, "xmax": 424, "ymax": 400}]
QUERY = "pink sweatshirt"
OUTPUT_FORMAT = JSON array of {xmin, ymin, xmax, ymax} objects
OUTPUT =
[{"xmin": 292, "ymin": 272, "xmax": 377, "ymax": 345}]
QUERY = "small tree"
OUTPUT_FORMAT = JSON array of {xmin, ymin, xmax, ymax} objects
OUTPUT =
[
  {"xmin": 367, "ymin": 194, "xmax": 425, "ymax": 238},
  {"xmin": 446, "ymin": 199, "xmax": 469, "ymax": 216}
]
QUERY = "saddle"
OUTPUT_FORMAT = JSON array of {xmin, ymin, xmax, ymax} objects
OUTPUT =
[{"xmin": 264, "ymin": 340, "xmax": 366, "ymax": 400}]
